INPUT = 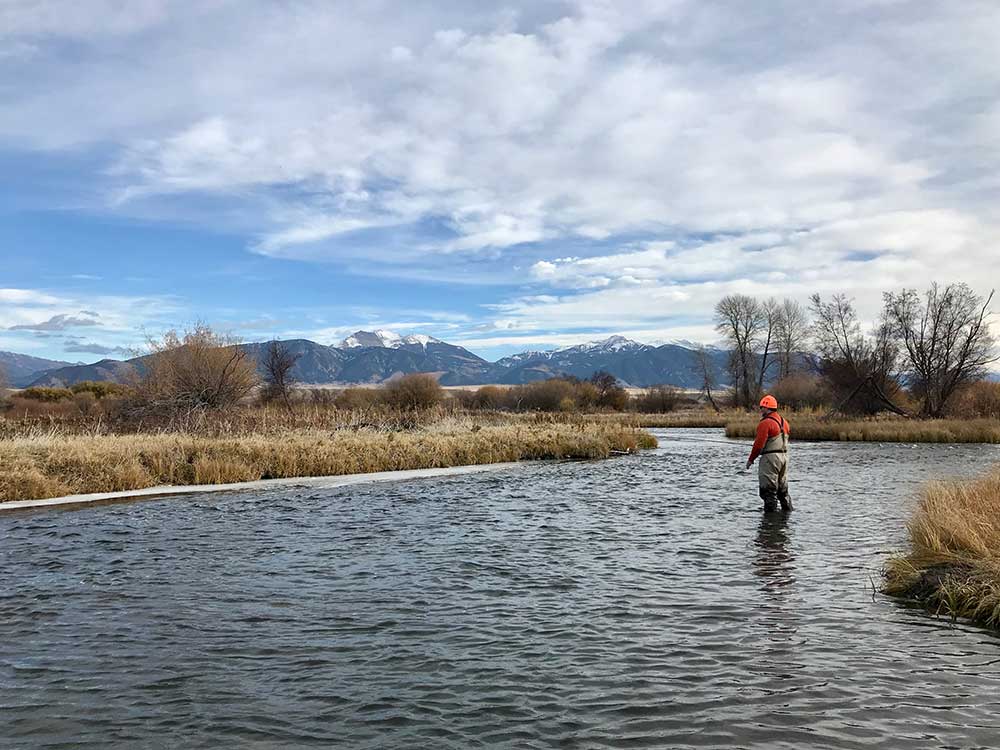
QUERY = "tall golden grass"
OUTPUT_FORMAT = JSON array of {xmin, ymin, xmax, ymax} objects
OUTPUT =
[
  {"xmin": 884, "ymin": 468, "xmax": 1000, "ymax": 628},
  {"xmin": 0, "ymin": 416, "xmax": 657, "ymax": 503},
  {"xmin": 636, "ymin": 410, "xmax": 738, "ymax": 428},
  {"xmin": 725, "ymin": 416, "xmax": 1000, "ymax": 443}
]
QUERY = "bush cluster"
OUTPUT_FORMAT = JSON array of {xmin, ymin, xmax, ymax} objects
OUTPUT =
[
  {"xmin": 318, "ymin": 374, "xmax": 445, "ymax": 412},
  {"xmin": 770, "ymin": 373, "xmax": 830, "ymax": 411},
  {"xmin": 70, "ymin": 381, "xmax": 126, "ymax": 399},
  {"xmin": 452, "ymin": 374, "xmax": 629, "ymax": 413},
  {"xmin": 948, "ymin": 381, "xmax": 1000, "ymax": 420},
  {"xmin": 20, "ymin": 387, "xmax": 75, "ymax": 402},
  {"xmin": 631, "ymin": 385, "xmax": 683, "ymax": 413}
]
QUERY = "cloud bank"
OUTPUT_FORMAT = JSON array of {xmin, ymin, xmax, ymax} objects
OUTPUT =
[{"xmin": 2, "ymin": 0, "xmax": 998, "ymax": 353}]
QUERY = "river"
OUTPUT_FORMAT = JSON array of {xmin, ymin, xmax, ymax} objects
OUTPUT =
[{"xmin": 3, "ymin": 428, "xmax": 1000, "ymax": 748}]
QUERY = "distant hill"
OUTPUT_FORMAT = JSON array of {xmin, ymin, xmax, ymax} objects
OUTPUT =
[
  {"xmin": 24, "ymin": 330, "xmax": 731, "ymax": 389},
  {"xmin": 27, "ymin": 358, "xmax": 139, "ymax": 388},
  {"xmin": 0, "ymin": 351, "xmax": 75, "ymax": 388},
  {"xmin": 240, "ymin": 339, "xmax": 349, "ymax": 384},
  {"xmin": 489, "ymin": 337, "xmax": 730, "ymax": 387}
]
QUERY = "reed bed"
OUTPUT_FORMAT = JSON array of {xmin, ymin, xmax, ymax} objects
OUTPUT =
[
  {"xmin": 634, "ymin": 411, "xmax": 737, "ymax": 428},
  {"xmin": 884, "ymin": 468, "xmax": 1000, "ymax": 628},
  {"xmin": 0, "ymin": 417, "xmax": 657, "ymax": 503},
  {"xmin": 555, "ymin": 410, "xmax": 739, "ymax": 428},
  {"xmin": 724, "ymin": 416, "xmax": 1000, "ymax": 444}
]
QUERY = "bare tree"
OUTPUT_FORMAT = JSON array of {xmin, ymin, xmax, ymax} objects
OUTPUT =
[
  {"xmin": 132, "ymin": 324, "xmax": 259, "ymax": 415},
  {"xmin": 884, "ymin": 283, "xmax": 996, "ymax": 417},
  {"xmin": 715, "ymin": 294, "xmax": 777, "ymax": 409},
  {"xmin": 756, "ymin": 297, "xmax": 781, "ymax": 390},
  {"xmin": 774, "ymin": 299, "xmax": 810, "ymax": 378},
  {"xmin": 262, "ymin": 340, "xmax": 301, "ymax": 411},
  {"xmin": 693, "ymin": 344, "xmax": 721, "ymax": 412},
  {"xmin": 0, "ymin": 363, "xmax": 9, "ymax": 409},
  {"xmin": 810, "ymin": 293, "xmax": 906, "ymax": 416},
  {"xmin": 589, "ymin": 370, "xmax": 628, "ymax": 410}
]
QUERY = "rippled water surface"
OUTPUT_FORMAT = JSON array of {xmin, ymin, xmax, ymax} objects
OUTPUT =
[{"xmin": 4, "ymin": 428, "xmax": 1000, "ymax": 749}]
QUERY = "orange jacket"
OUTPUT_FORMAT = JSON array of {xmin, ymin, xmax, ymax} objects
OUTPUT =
[{"xmin": 748, "ymin": 412, "xmax": 790, "ymax": 463}]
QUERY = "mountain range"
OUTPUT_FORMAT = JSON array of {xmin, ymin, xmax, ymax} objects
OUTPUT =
[
  {"xmin": 0, "ymin": 352, "xmax": 76, "ymax": 388},
  {"xmin": 3, "ymin": 331, "xmax": 730, "ymax": 389}
]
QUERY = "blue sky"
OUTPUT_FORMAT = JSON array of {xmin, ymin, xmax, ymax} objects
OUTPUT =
[{"xmin": 2, "ymin": 0, "xmax": 998, "ymax": 363}]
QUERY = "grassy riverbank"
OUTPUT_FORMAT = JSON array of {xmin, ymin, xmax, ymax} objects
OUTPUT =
[
  {"xmin": 0, "ymin": 416, "xmax": 657, "ymax": 503},
  {"xmin": 724, "ymin": 416, "xmax": 1000, "ymax": 443},
  {"xmin": 884, "ymin": 467, "xmax": 1000, "ymax": 628}
]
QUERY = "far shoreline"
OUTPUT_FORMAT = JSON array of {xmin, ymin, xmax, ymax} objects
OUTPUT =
[{"xmin": 0, "ymin": 462, "xmax": 523, "ymax": 513}]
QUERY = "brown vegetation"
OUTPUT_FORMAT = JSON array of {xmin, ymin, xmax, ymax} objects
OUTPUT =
[
  {"xmin": 884, "ymin": 283, "xmax": 996, "ymax": 418},
  {"xmin": 382, "ymin": 373, "xmax": 444, "ymax": 410},
  {"xmin": 20, "ymin": 386, "xmax": 75, "ymax": 402},
  {"xmin": 261, "ymin": 340, "xmax": 300, "ymax": 409},
  {"xmin": 770, "ymin": 373, "xmax": 830, "ymax": 411},
  {"xmin": 130, "ymin": 324, "xmax": 258, "ymax": 415},
  {"xmin": 948, "ymin": 381, "xmax": 1000, "ymax": 420},
  {"xmin": 884, "ymin": 467, "xmax": 1000, "ymax": 628},
  {"xmin": 0, "ymin": 415, "xmax": 657, "ymax": 503},
  {"xmin": 632, "ymin": 384, "xmax": 683, "ymax": 413},
  {"xmin": 724, "ymin": 415, "xmax": 1000, "ymax": 443}
]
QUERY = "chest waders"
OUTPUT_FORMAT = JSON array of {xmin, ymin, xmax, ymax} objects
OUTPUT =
[{"xmin": 758, "ymin": 414, "xmax": 792, "ymax": 513}]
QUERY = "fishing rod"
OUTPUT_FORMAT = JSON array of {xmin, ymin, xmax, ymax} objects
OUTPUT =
[{"xmin": 663, "ymin": 436, "xmax": 747, "ymax": 447}]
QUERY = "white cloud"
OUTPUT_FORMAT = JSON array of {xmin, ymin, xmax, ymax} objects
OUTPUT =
[
  {"xmin": 0, "ymin": 288, "xmax": 185, "ymax": 357},
  {"xmin": 0, "ymin": 288, "xmax": 63, "ymax": 305},
  {"xmin": 0, "ymin": 0, "xmax": 172, "ymax": 39},
  {"xmin": 1, "ymin": 0, "xmax": 999, "ymax": 346}
]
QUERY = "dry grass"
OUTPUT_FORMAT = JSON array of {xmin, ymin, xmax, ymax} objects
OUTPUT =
[
  {"xmin": 557, "ymin": 409, "xmax": 740, "ymax": 428},
  {"xmin": 884, "ymin": 468, "xmax": 1000, "ymax": 628},
  {"xmin": 634, "ymin": 410, "xmax": 738, "ymax": 428},
  {"xmin": 0, "ymin": 416, "xmax": 657, "ymax": 503},
  {"xmin": 725, "ymin": 416, "xmax": 1000, "ymax": 443}
]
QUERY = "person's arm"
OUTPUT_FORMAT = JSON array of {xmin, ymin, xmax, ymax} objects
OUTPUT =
[{"xmin": 746, "ymin": 420, "xmax": 771, "ymax": 468}]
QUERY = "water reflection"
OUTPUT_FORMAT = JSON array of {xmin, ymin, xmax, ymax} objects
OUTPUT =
[
  {"xmin": 752, "ymin": 512, "xmax": 797, "ymax": 642},
  {"xmin": 753, "ymin": 511, "xmax": 794, "ymax": 588}
]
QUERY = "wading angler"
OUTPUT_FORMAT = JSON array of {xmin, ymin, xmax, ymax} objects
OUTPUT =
[{"xmin": 745, "ymin": 395, "xmax": 792, "ymax": 513}]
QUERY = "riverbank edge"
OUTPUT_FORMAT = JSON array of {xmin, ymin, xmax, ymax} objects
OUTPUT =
[
  {"xmin": 0, "ymin": 420, "xmax": 658, "ymax": 504},
  {"xmin": 720, "ymin": 416, "xmax": 1000, "ymax": 444},
  {"xmin": 594, "ymin": 411, "xmax": 1000, "ymax": 443},
  {"xmin": 0, "ymin": 462, "xmax": 525, "ymax": 513},
  {"xmin": 883, "ymin": 467, "xmax": 1000, "ymax": 629}
]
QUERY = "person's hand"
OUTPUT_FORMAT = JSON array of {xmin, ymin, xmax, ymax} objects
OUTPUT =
[{"xmin": 745, "ymin": 458, "xmax": 753, "ymax": 470}]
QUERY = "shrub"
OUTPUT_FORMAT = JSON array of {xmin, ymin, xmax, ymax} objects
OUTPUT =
[
  {"xmin": 73, "ymin": 391, "xmax": 99, "ymax": 416},
  {"xmin": 381, "ymin": 374, "xmax": 444, "ymax": 410},
  {"xmin": 70, "ymin": 381, "xmax": 125, "ymax": 399},
  {"xmin": 260, "ymin": 340, "xmax": 300, "ymax": 409},
  {"xmin": 633, "ymin": 384, "xmax": 682, "ymax": 413},
  {"xmin": 0, "ymin": 366, "xmax": 9, "ymax": 411},
  {"xmin": 309, "ymin": 388, "xmax": 337, "ymax": 407},
  {"xmin": 472, "ymin": 385, "xmax": 505, "ymax": 410},
  {"xmin": 590, "ymin": 371, "xmax": 628, "ymax": 411},
  {"xmin": 771, "ymin": 373, "xmax": 831, "ymax": 411},
  {"xmin": 5, "ymin": 396, "xmax": 81, "ymax": 418},
  {"xmin": 519, "ymin": 379, "xmax": 576, "ymax": 411},
  {"xmin": 131, "ymin": 324, "xmax": 259, "ymax": 414},
  {"xmin": 948, "ymin": 380, "xmax": 1000, "ymax": 419},
  {"xmin": 333, "ymin": 387, "xmax": 380, "ymax": 410},
  {"xmin": 21, "ymin": 387, "xmax": 74, "ymax": 402},
  {"xmin": 574, "ymin": 382, "xmax": 600, "ymax": 410}
]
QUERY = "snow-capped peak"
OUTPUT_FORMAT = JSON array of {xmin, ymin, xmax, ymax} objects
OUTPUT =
[
  {"xmin": 400, "ymin": 334, "xmax": 438, "ymax": 348},
  {"xmin": 339, "ymin": 330, "xmax": 440, "ymax": 350},
  {"xmin": 557, "ymin": 335, "xmax": 644, "ymax": 354}
]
